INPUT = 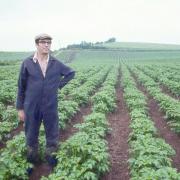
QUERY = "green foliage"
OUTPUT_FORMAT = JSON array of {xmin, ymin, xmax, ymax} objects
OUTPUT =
[
  {"xmin": 43, "ymin": 130, "xmax": 109, "ymax": 180},
  {"xmin": 122, "ymin": 65, "xmax": 180, "ymax": 179},
  {"xmin": 0, "ymin": 103, "xmax": 5, "ymax": 120},
  {"xmin": 70, "ymin": 66, "xmax": 109, "ymax": 105},
  {"xmin": 0, "ymin": 106, "xmax": 19, "ymax": 141},
  {"xmin": 92, "ymin": 90, "xmax": 116, "ymax": 113},
  {"xmin": 43, "ymin": 66, "xmax": 118, "ymax": 180},
  {"xmin": 133, "ymin": 66, "xmax": 180, "ymax": 133},
  {"xmin": 0, "ymin": 126, "xmax": 46, "ymax": 180},
  {"xmin": 131, "ymin": 167, "xmax": 180, "ymax": 180},
  {"xmin": 75, "ymin": 113, "xmax": 110, "ymax": 137},
  {"xmin": 0, "ymin": 132, "xmax": 32, "ymax": 180},
  {"xmin": 1, "ymin": 48, "xmax": 180, "ymax": 180},
  {"xmin": 58, "ymin": 100, "xmax": 79, "ymax": 129},
  {"xmin": 129, "ymin": 118, "xmax": 157, "ymax": 141}
]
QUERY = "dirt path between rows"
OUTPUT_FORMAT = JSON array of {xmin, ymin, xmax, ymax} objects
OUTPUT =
[
  {"xmin": 101, "ymin": 80, "xmax": 130, "ymax": 180},
  {"xmin": 160, "ymin": 84, "xmax": 180, "ymax": 101},
  {"xmin": 148, "ymin": 96, "xmax": 180, "ymax": 171},
  {"xmin": 29, "ymin": 104, "xmax": 92, "ymax": 180},
  {"xmin": 136, "ymin": 69, "xmax": 180, "ymax": 100},
  {"xmin": 132, "ymin": 72, "xmax": 180, "ymax": 172},
  {"xmin": 135, "ymin": 67, "xmax": 180, "ymax": 101}
]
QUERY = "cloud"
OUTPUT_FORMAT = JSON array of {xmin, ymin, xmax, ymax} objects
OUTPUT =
[{"xmin": 0, "ymin": 0, "xmax": 180, "ymax": 51}]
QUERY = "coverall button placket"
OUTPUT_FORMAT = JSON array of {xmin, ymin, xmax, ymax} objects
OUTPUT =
[{"xmin": 41, "ymin": 79, "xmax": 48, "ymax": 113}]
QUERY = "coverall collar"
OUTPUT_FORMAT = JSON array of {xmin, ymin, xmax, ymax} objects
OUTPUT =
[{"xmin": 33, "ymin": 51, "xmax": 50, "ymax": 63}]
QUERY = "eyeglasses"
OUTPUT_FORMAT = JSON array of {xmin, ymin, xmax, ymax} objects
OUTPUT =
[{"xmin": 38, "ymin": 40, "xmax": 52, "ymax": 45}]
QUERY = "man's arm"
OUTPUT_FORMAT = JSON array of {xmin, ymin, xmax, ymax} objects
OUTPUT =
[
  {"xmin": 59, "ymin": 71, "xmax": 75, "ymax": 89},
  {"xmin": 16, "ymin": 61, "xmax": 27, "ymax": 110},
  {"xmin": 58, "ymin": 62, "xmax": 75, "ymax": 89}
]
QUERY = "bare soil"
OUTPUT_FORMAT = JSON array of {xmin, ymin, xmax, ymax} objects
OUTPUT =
[
  {"xmin": 160, "ymin": 84, "xmax": 180, "ymax": 101},
  {"xmin": 101, "ymin": 84, "xmax": 130, "ymax": 180},
  {"xmin": 148, "ymin": 95, "xmax": 180, "ymax": 171}
]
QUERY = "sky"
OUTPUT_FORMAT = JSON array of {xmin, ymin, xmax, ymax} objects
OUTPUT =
[{"xmin": 0, "ymin": 0, "xmax": 180, "ymax": 51}]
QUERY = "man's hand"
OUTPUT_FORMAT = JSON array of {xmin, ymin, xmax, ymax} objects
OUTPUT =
[{"xmin": 18, "ymin": 110, "xmax": 26, "ymax": 122}]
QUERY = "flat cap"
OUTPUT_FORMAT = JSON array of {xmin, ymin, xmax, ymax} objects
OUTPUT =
[{"xmin": 35, "ymin": 33, "xmax": 52, "ymax": 41}]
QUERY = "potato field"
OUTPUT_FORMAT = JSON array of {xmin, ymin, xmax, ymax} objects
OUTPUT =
[{"xmin": 0, "ymin": 42, "xmax": 180, "ymax": 180}]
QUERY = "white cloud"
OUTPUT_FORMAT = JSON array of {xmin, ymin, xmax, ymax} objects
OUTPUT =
[{"xmin": 0, "ymin": 0, "xmax": 180, "ymax": 51}]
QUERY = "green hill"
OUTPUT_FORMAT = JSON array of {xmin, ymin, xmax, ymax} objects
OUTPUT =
[{"xmin": 99, "ymin": 42, "xmax": 180, "ymax": 51}]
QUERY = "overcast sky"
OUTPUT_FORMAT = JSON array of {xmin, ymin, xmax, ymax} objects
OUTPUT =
[{"xmin": 0, "ymin": 0, "xmax": 180, "ymax": 51}]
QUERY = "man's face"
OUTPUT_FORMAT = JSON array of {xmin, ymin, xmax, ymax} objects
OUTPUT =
[{"xmin": 36, "ymin": 39, "xmax": 52, "ymax": 54}]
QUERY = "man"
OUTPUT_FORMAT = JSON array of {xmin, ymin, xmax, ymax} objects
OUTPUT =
[{"xmin": 16, "ymin": 33, "xmax": 75, "ymax": 169}]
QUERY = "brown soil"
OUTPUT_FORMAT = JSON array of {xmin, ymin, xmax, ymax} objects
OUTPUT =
[
  {"xmin": 160, "ymin": 84, "xmax": 180, "ymax": 101},
  {"xmin": 29, "ymin": 104, "xmax": 92, "ymax": 180},
  {"xmin": 132, "ymin": 73, "xmax": 180, "ymax": 172},
  {"xmin": 136, "ymin": 67, "xmax": 180, "ymax": 101},
  {"xmin": 101, "ymin": 84, "xmax": 131, "ymax": 179},
  {"xmin": 148, "ymin": 96, "xmax": 180, "ymax": 171}
]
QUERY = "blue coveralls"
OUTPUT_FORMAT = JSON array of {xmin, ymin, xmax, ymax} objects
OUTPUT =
[{"xmin": 16, "ymin": 54, "xmax": 75, "ymax": 157}]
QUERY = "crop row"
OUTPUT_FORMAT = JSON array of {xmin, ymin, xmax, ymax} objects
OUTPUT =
[
  {"xmin": 136, "ymin": 65, "xmax": 180, "ymax": 97},
  {"xmin": 157, "ymin": 64, "xmax": 180, "ymax": 82},
  {"xmin": 0, "ymin": 66, "xmax": 108, "ymax": 139},
  {"xmin": 60, "ymin": 65, "xmax": 102, "ymax": 96},
  {"xmin": 0, "ymin": 65, "xmax": 111, "ymax": 179},
  {"xmin": 42, "ymin": 66, "xmax": 118, "ymax": 179},
  {"xmin": 121, "ymin": 65, "xmax": 180, "ymax": 179},
  {"xmin": 131, "ymin": 66, "xmax": 180, "ymax": 133},
  {"xmin": 0, "ymin": 104, "xmax": 19, "ymax": 141},
  {"xmin": 58, "ymin": 66, "xmax": 110, "ymax": 129},
  {"xmin": 0, "ymin": 65, "xmax": 101, "ymax": 105}
]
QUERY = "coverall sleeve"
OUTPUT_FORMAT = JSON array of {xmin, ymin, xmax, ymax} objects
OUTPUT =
[
  {"xmin": 58, "ymin": 62, "xmax": 75, "ymax": 89},
  {"xmin": 16, "ymin": 62, "xmax": 27, "ymax": 110}
]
